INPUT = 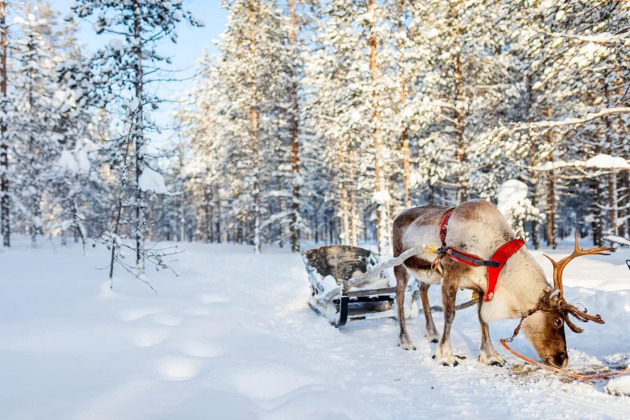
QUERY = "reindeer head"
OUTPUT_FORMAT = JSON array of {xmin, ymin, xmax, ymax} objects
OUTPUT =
[{"xmin": 520, "ymin": 233, "xmax": 610, "ymax": 368}]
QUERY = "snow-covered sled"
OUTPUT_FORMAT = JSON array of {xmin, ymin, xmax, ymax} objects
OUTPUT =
[{"xmin": 303, "ymin": 245, "xmax": 418, "ymax": 327}]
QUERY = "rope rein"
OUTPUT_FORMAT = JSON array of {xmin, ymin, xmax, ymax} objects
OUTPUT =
[
  {"xmin": 501, "ymin": 308, "xmax": 630, "ymax": 381},
  {"xmin": 500, "ymin": 339, "xmax": 630, "ymax": 381}
]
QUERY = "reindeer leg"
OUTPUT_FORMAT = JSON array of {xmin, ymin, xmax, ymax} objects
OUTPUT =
[
  {"xmin": 476, "ymin": 294, "xmax": 505, "ymax": 366},
  {"xmin": 394, "ymin": 264, "xmax": 415, "ymax": 350},
  {"xmin": 419, "ymin": 282, "xmax": 439, "ymax": 343},
  {"xmin": 433, "ymin": 276, "xmax": 458, "ymax": 366}
]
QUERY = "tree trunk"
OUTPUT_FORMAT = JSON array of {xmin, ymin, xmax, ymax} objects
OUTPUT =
[
  {"xmin": 214, "ymin": 184, "xmax": 222, "ymax": 243},
  {"xmin": 620, "ymin": 172, "xmax": 628, "ymax": 238},
  {"xmin": 592, "ymin": 179, "xmax": 605, "ymax": 247},
  {"xmin": 288, "ymin": 0, "xmax": 300, "ymax": 252},
  {"xmin": 26, "ymin": 38, "xmax": 39, "ymax": 248},
  {"xmin": 544, "ymin": 106, "xmax": 557, "ymax": 248},
  {"xmin": 204, "ymin": 186, "xmax": 212, "ymax": 242},
  {"xmin": 0, "ymin": 0, "xmax": 8, "ymax": 248},
  {"xmin": 523, "ymin": 74, "xmax": 540, "ymax": 249},
  {"xmin": 608, "ymin": 173, "xmax": 618, "ymax": 236},
  {"xmin": 397, "ymin": 1, "xmax": 410, "ymax": 208},
  {"xmin": 546, "ymin": 172, "xmax": 556, "ymax": 248},
  {"xmin": 247, "ymin": 4, "xmax": 261, "ymax": 254},
  {"xmin": 339, "ymin": 139, "xmax": 350, "ymax": 245},
  {"xmin": 603, "ymin": 78, "xmax": 619, "ymax": 237},
  {"xmin": 451, "ymin": 3, "xmax": 467, "ymax": 202},
  {"xmin": 347, "ymin": 141, "xmax": 357, "ymax": 246},
  {"xmin": 368, "ymin": 0, "xmax": 388, "ymax": 255},
  {"xmin": 133, "ymin": 7, "xmax": 146, "ymax": 272},
  {"xmin": 531, "ymin": 180, "xmax": 540, "ymax": 249}
]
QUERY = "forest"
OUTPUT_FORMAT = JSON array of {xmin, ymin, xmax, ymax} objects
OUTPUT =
[{"xmin": 0, "ymin": 0, "xmax": 628, "ymax": 272}]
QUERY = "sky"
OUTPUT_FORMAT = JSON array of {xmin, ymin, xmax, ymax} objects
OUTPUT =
[
  {"xmin": 49, "ymin": 0, "xmax": 228, "ymax": 69},
  {"xmin": 47, "ymin": 0, "xmax": 229, "ymax": 144}
]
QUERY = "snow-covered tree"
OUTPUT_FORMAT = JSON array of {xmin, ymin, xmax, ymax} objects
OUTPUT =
[
  {"xmin": 9, "ymin": 5, "xmax": 67, "ymax": 247},
  {"xmin": 70, "ymin": 0, "xmax": 201, "ymax": 271}
]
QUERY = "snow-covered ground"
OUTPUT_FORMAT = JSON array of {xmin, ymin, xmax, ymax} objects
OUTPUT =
[{"xmin": 1, "ymin": 237, "xmax": 630, "ymax": 419}]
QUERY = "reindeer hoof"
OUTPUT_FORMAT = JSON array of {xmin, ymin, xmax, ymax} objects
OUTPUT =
[
  {"xmin": 479, "ymin": 348, "xmax": 506, "ymax": 367},
  {"xmin": 433, "ymin": 352, "xmax": 458, "ymax": 366},
  {"xmin": 399, "ymin": 342, "xmax": 416, "ymax": 351},
  {"xmin": 425, "ymin": 329, "xmax": 439, "ymax": 344},
  {"xmin": 399, "ymin": 336, "xmax": 416, "ymax": 351}
]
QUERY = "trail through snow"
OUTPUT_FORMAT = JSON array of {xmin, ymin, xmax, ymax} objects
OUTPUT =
[{"xmin": 1, "ymin": 239, "xmax": 630, "ymax": 419}]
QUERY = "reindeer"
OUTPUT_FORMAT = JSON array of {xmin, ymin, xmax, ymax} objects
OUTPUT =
[{"xmin": 393, "ymin": 200, "xmax": 608, "ymax": 367}]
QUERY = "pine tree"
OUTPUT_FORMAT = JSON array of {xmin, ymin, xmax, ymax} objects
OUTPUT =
[
  {"xmin": 11, "ymin": 5, "xmax": 64, "ymax": 246},
  {"xmin": 71, "ymin": 0, "xmax": 201, "ymax": 270}
]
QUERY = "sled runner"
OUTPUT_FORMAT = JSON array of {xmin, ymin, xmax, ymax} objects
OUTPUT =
[{"xmin": 303, "ymin": 245, "xmax": 418, "ymax": 327}]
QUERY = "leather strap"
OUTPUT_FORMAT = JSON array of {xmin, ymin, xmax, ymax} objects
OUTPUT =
[{"xmin": 438, "ymin": 207, "xmax": 526, "ymax": 302}]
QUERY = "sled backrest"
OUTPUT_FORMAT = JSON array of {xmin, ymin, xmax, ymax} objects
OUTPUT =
[{"xmin": 304, "ymin": 245, "xmax": 376, "ymax": 281}]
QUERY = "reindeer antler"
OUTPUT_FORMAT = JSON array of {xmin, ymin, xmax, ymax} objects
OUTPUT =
[
  {"xmin": 541, "ymin": 233, "xmax": 610, "ymax": 332},
  {"xmin": 560, "ymin": 301, "xmax": 605, "ymax": 332},
  {"xmin": 543, "ymin": 233, "xmax": 612, "ymax": 299}
]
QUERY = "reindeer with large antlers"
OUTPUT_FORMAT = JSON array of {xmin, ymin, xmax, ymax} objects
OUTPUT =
[{"xmin": 393, "ymin": 200, "xmax": 610, "ymax": 367}]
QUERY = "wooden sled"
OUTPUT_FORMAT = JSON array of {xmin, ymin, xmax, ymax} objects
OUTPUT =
[{"xmin": 302, "ymin": 245, "xmax": 418, "ymax": 327}]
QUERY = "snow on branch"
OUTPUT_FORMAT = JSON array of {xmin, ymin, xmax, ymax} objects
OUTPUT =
[
  {"xmin": 543, "ymin": 30, "xmax": 623, "ymax": 45},
  {"xmin": 509, "ymin": 107, "xmax": 630, "ymax": 131},
  {"xmin": 139, "ymin": 168, "xmax": 168, "ymax": 194},
  {"xmin": 532, "ymin": 154, "xmax": 630, "ymax": 172}
]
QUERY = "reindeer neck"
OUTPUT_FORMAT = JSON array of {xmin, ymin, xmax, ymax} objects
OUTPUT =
[{"xmin": 482, "ymin": 251, "xmax": 548, "ymax": 322}]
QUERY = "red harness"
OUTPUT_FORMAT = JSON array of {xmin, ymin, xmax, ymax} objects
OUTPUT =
[{"xmin": 439, "ymin": 208, "xmax": 525, "ymax": 302}]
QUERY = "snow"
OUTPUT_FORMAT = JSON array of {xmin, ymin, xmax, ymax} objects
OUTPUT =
[
  {"xmin": 372, "ymin": 190, "xmax": 391, "ymax": 205},
  {"xmin": 76, "ymin": 147, "xmax": 91, "ymax": 172},
  {"xmin": 585, "ymin": 154, "xmax": 630, "ymax": 170},
  {"xmin": 535, "ymin": 154, "xmax": 630, "ymax": 172},
  {"xmin": 108, "ymin": 38, "xmax": 123, "ymax": 51},
  {"xmin": 57, "ymin": 150, "xmax": 79, "ymax": 173},
  {"xmin": 606, "ymin": 376, "xmax": 630, "ymax": 396},
  {"xmin": 497, "ymin": 179, "xmax": 528, "ymax": 214},
  {"xmin": 497, "ymin": 179, "xmax": 540, "ymax": 239},
  {"xmin": 604, "ymin": 235, "xmax": 630, "ymax": 247},
  {"xmin": 138, "ymin": 168, "xmax": 168, "ymax": 194},
  {"xmin": 57, "ymin": 149, "xmax": 91, "ymax": 174},
  {"xmin": 1, "ymin": 238, "xmax": 630, "ymax": 419}
]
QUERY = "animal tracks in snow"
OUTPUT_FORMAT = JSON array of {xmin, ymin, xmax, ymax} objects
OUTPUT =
[
  {"xmin": 155, "ymin": 356, "xmax": 203, "ymax": 381},
  {"xmin": 152, "ymin": 313, "xmax": 181, "ymax": 326},
  {"xmin": 118, "ymin": 307, "xmax": 164, "ymax": 322},
  {"xmin": 176, "ymin": 339, "xmax": 224, "ymax": 358},
  {"xmin": 130, "ymin": 327, "xmax": 170, "ymax": 348},
  {"xmin": 230, "ymin": 366, "xmax": 317, "ymax": 400},
  {"xmin": 113, "ymin": 283, "xmax": 230, "ymax": 386}
]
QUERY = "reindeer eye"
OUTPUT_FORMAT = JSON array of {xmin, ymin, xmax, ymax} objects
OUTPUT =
[{"xmin": 555, "ymin": 318, "xmax": 564, "ymax": 328}]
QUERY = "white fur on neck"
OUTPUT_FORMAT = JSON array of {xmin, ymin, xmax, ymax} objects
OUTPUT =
[{"xmin": 480, "ymin": 252, "xmax": 548, "ymax": 323}]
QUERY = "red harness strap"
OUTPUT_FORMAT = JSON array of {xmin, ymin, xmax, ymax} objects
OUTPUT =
[
  {"xmin": 439, "ymin": 208, "xmax": 525, "ymax": 302},
  {"xmin": 440, "ymin": 208, "xmax": 454, "ymax": 246},
  {"xmin": 485, "ymin": 239, "xmax": 525, "ymax": 301}
]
